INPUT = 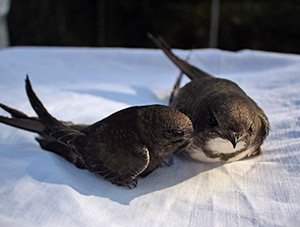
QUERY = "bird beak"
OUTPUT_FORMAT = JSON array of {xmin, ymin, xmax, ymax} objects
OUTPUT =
[
  {"xmin": 178, "ymin": 131, "xmax": 194, "ymax": 148},
  {"xmin": 227, "ymin": 134, "xmax": 238, "ymax": 149}
]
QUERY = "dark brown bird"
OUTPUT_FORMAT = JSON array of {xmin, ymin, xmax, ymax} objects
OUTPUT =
[
  {"xmin": 0, "ymin": 76, "xmax": 193, "ymax": 188},
  {"xmin": 149, "ymin": 34, "xmax": 270, "ymax": 163}
]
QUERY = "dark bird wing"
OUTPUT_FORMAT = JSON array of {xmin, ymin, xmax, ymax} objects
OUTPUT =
[
  {"xmin": 0, "ymin": 103, "xmax": 44, "ymax": 133},
  {"xmin": 1, "ymin": 77, "xmax": 151, "ymax": 187},
  {"xmin": 75, "ymin": 135, "xmax": 150, "ymax": 188},
  {"xmin": 0, "ymin": 79, "xmax": 88, "ymax": 167},
  {"xmin": 0, "ymin": 102, "xmax": 88, "ymax": 133},
  {"xmin": 24, "ymin": 76, "xmax": 85, "ymax": 145},
  {"xmin": 0, "ymin": 77, "xmax": 153, "ymax": 187},
  {"xmin": 24, "ymin": 76, "xmax": 91, "ymax": 167},
  {"xmin": 0, "ymin": 99, "xmax": 90, "ymax": 168},
  {"xmin": 75, "ymin": 108, "xmax": 151, "ymax": 188},
  {"xmin": 148, "ymin": 33, "xmax": 212, "ymax": 80},
  {"xmin": 169, "ymin": 51, "xmax": 193, "ymax": 104},
  {"xmin": 26, "ymin": 76, "xmax": 150, "ymax": 188}
]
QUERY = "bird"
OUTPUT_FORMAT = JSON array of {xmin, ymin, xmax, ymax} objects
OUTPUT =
[
  {"xmin": 148, "ymin": 34, "xmax": 270, "ymax": 163},
  {"xmin": 0, "ymin": 76, "xmax": 194, "ymax": 188}
]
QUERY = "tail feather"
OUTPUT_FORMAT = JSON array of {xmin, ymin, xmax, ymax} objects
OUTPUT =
[
  {"xmin": 148, "ymin": 33, "xmax": 212, "ymax": 80},
  {"xmin": 0, "ymin": 103, "xmax": 44, "ymax": 133}
]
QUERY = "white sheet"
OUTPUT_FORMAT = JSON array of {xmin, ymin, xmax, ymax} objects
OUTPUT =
[{"xmin": 0, "ymin": 47, "xmax": 299, "ymax": 227}]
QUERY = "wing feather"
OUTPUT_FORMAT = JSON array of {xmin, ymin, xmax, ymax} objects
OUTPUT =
[{"xmin": 75, "ymin": 136, "xmax": 150, "ymax": 187}]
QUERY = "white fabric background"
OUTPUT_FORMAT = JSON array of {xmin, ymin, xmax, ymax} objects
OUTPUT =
[{"xmin": 0, "ymin": 47, "xmax": 299, "ymax": 227}]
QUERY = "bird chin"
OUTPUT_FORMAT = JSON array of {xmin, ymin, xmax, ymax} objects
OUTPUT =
[
  {"xmin": 185, "ymin": 137, "xmax": 256, "ymax": 163},
  {"xmin": 206, "ymin": 137, "xmax": 246, "ymax": 154}
]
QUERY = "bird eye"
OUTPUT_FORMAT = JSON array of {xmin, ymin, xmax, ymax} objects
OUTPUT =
[
  {"xmin": 176, "ymin": 129, "xmax": 184, "ymax": 136},
  {"xmin": 164, "ymin": 128, "xmax": 175, "ymax": 138},
  {"xmin": 209, "ymin": 112, "xmax": 218, "ymax": 127},
  {"xmin": 164, "ymin": 128, "xmax": 184, "ymax": 138}
]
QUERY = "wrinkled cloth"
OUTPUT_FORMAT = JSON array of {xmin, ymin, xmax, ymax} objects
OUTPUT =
[{"xmin": 0, "ymin": 47, "xmax": 299, "ymax": 227}]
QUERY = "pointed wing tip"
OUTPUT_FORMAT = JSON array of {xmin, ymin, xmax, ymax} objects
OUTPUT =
[
  {"xmin": 23, "ymin": 75, "xmax": 51, "ymax": 121},
  {"xmin": 25, "ymin": 74, "xmax": 30, "ymax": 86},
  {"xmin": 147, "ymin": 33, "xmax": 159, "ymax": 46},
  {"xmin": 0, "ymin": 103, "xmax": 14, "ymax": 115},
  {"xmin": 147, "ymin": 32, "xmax": 153, "ymax": 39},
  {"xmin": 0, "ymin": 103, "xmax": 6, "ymax": 110},
  {"xmin": 24, "ymin": 75, "xmax": 40, "ymax": 107},
  {"xmin": 25, "ymin": 75, "xmax": 32, "ymax": 92},
  {"xmin": 0, "ymin": 102, "xmax": 29, "ymax": 118},
  {"xmin": 147, "ymin": 33, "xmax": 165, "ymax": 48}
]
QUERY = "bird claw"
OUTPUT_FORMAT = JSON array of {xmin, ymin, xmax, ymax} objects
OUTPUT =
[
  {"xmin": 125, "ymin": 178, "xmax": 137, "ymax": 189},
  {"xmin": 114, "ymin": 177, "xmax": 138, "ymax": 189}
]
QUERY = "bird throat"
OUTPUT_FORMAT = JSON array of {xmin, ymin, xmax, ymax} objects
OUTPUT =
[
  {"xmin": 206, "ymin": 137, "xmax": 246, "ymax": 154},
  {"xmin": 187, "ymin": 137, "xmax": 255, "ymax": 163}
]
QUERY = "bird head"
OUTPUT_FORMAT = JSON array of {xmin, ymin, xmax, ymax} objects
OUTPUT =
[
  {"xmin": 193, "ymin": 94, "xmax": 259, "ymax": 157},
  {"xmin": 138, "ymin": 105, "xmax": 194, "ymax": 155}
]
